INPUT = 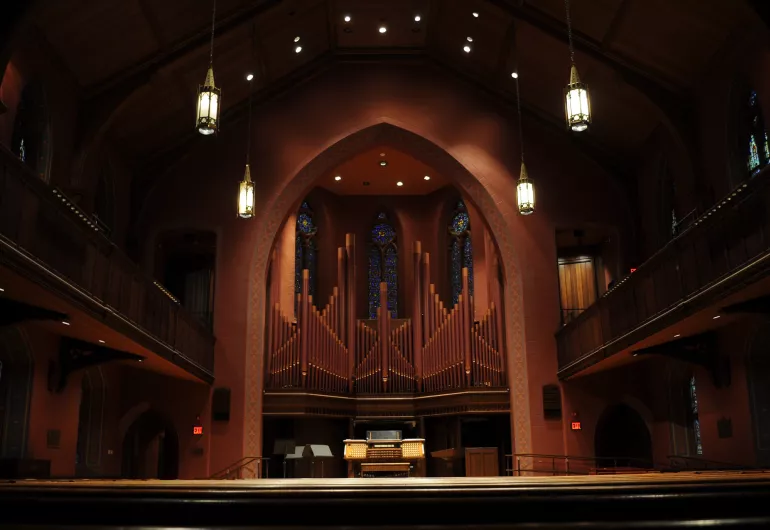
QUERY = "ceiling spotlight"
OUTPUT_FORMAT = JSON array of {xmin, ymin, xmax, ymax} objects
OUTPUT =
[
  {"xmin": 98, "ymin": 339, "xmax": 105, "ymax": 344},
  {"xmin": 414, "ymin": 15, "xmax": 421, "ymax": 22},
  {"xmin": 380, "ymin": 152, "xmax": 386, "ymax": 157},
  {"xmin": 295, "ymin": 46, "xmax": 302, "ymax": 53},
  {"xmin": 511, "ymin": 72, "xmax": 519, "ymax": 79},
  {"xmin": 472, "ymin": 12, "xmax": 479, "ymax": 18},
  {"xmin": 334, "ymin": 175, "xmax": 342, "ymax": 181},
  {"xmin": 467, "ymin": 36, "xmax": 473, "ymax": 42},
  {"xmin": 674, "ymin": 334, "xmax": 681, "ymax": 338},
  {"xmin": 246, "ymin": 73, "xmax": 254, "ymax": 81},
  {"xmin": 62, "ymin": 321, "xmax": 71, "ymax": 326},
  {"xmin": 379, "ymin": 26, "xmax": 387, "ymax": 34},
  {"xmin": 713, "ymin": 315, "xmax": 721, "ymax": 320},
  {"xmin": 379, "ymin": 160, "xmax": 388, "ymax": 167},
  {"xmin": 0, "ymin": 287, "xmax": 4, "ymax": 292},
  {"xmin": 463, "ymin": 45, "xmax": 471, "ymax": 53},
  {"xmin": 344, "ymin": 15, "xmax": 351, "ymax": 22},
  {"xmin": 294, "ymin": 36, "xmax": 301, "ymax": 42},
  {"xmin": 138, "ymin": 359, "xmax": 144, "ymax": 362},
  {"xmin": 397, "ymin": 181, "xmax": 404, "ymax": 187},
  {"xmin": 424, "ymin": 175, "xmax": 431, "ymax": 180}
]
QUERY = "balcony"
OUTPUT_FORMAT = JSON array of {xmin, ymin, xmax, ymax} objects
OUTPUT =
[
  {"xmin": 0, "ymin": 145, "xmax": 214, "ymax": 381},
  {"xmin": 557, "ymin": 168, "xmax": 770, "ymax": 378}
]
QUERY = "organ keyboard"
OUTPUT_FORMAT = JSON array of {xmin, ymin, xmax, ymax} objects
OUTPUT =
[{"xmin": 344, "ymin": 430, "xmax": 425, "ymax": 477}]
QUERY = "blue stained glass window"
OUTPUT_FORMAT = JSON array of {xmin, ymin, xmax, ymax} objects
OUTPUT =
[
  {"xmin": 747, "ymin": 91, "xmax": 769, "ymax": 177},
  {"xmin": 690, "ymin": 375, "xmax": 703, "ymax": 456},
  {"xmin": 368, "ymin": 213, "xmax": 398, "ymax": 319},
  {"xmin": 295, "ymin": 202, "xmax": 317, "ymax": 298},
  {"xmin": 449, "ymin": 201, "xmax": 474, "ymax": 306}
]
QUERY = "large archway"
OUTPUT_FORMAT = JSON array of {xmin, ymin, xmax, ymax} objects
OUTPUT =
[
  {"xmin": 594, "ymin": 403, "xmax": 653, "ymax": 468},
  {"xmin": 244, "ymin": 122, "xmax": 530, "ymax": 458}
]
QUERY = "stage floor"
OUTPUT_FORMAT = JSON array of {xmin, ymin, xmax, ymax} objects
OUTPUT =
[{"xmin": 3, "ymin": 471, "xmax": 770, "ymax": 489}]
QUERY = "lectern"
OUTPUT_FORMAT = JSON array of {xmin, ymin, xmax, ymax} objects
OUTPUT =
[{"xmin": 273, "ymin": 439, "xmax": 296, "ymax": 478}]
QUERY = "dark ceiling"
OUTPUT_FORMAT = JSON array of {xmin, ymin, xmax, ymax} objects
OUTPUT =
[{"xmin": 30, "ymin": 0, "xmax": 762, "ymax": 182}]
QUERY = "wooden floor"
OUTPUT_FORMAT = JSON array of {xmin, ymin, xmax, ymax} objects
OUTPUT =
[{"xmin": 4, "ymin": 471, "xmax": 770, "ymax": 489}]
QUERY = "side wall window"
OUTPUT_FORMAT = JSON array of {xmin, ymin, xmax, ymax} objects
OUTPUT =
[
  {"xmin": 368, "ymin": 212, "xmax": 398, "ymax": 319},
  {"xmin": 448, "ymin": 200, "xmax": 474, "ymax": 307}
]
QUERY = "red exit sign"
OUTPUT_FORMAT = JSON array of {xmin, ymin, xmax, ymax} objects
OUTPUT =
[
  {"xmin": 571, "ymin": 421, "xmax": 582, "ymax": 431},
  {"xmin": 193, "ymin": 426, "xmax": 203, "ymax": 435}
]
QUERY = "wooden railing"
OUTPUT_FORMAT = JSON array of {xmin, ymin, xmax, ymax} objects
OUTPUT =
[
  {"xmin": 0, "ymin": 145, "xmax": 215, "ymax": 378},
  {"xmin": 208, "ymin": 456, "xmax": 270, "ymax": 479},
  {"xmin": 557, "ymin": 168, "xmax": 770, "ymax": 378}
]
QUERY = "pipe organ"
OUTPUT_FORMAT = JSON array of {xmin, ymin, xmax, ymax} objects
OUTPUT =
[{"xmin": 266, "ymin": 235, "xmax": 506, "ymax": 394}]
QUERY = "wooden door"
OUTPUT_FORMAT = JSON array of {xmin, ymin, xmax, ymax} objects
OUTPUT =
[{"xmin": 557, "ymin": 257, "xmax": 597, "ymax": 324}]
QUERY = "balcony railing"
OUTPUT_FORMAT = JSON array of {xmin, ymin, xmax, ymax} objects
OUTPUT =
[
  {"xmin": 557, "ymin": 167, "xmax": 770, "ymax": 378},
  {"xmin": 0, "ymin": 145, "xmax": 214, "ymax": 380}
]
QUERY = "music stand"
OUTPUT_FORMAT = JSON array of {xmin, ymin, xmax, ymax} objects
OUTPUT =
[
  {"xmin": 273, "ymin": 439, "xmax": 296, "ymax": 478},
  {"xmin": 302, "ymin": 444, "xmax": 333, "ymax": 478}
]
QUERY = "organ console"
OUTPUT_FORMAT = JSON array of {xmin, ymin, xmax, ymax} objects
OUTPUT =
[{"xmin": 344, "ymin": 430, "xmax": 425, "ymax": 477}]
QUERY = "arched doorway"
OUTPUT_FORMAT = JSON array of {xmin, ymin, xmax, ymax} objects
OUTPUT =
[
  {"xmin": 594, "ymin": 403, "xmax": 653, "ymax": 468},
  {"xmin": 0, "ymin": 326, "xmax": 33, "ymax": 458},
  {"xmin": 121, "ymin": 409, "xmax": 179, "ymax": 479}
]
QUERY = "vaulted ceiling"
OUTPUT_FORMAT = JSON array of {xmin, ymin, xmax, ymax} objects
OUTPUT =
[{"xmin": 30, "ymin": 0, "xmax": 761, "ymax": 184}]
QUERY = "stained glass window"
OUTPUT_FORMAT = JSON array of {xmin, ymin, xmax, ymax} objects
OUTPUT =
[
  {"xmin": 368, "ymin": 213, "xmax": 398, "ymax": 319},
  {"xmin": 747, "ymin": 91, "xmax": 769, "ymax": 177},
  {"xmin": 11, "ymin": 82, "xmax": 50, "ymax": 181},
  {"xmin": 690, "ymin": 375, "xmax": 703, "ymax": 456},
  {"xmin": 448, "ymin": 200, "xmax": 474, "ymax": 306},
  {"xmin": 294, "ymin": 202, "xmax": 317, "ymax": 299}
]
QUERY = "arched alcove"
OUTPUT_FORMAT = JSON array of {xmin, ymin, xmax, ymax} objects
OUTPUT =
[
  {"xmin": 0, "ymin": 326, "xmax": 32, "ymax": 458},
  {"xmin": 245, "ymin": 122, "xmax": 530, "ymax": 458},
  {"xmin": 594, "ymin": 403, "xmax": 653, "ymax": 468},
  {"xmin": 121, "ymin": 408, "xmax": 179, "ymax": 479}
]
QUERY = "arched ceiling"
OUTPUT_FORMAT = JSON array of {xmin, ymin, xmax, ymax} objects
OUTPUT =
[{"xmin": 29, "ymin": 0, "xmax": 762, "ymax": 178}]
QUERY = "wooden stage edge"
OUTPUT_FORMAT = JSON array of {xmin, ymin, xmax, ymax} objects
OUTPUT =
[{"xmin": 3, "ymin": 473, "xmax": 770, "ymax": 528}]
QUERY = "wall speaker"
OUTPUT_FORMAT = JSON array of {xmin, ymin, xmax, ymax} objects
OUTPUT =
[
  {"xmin": 212, "ymin": 387, "xmax": 231, "ymax": 422},
  {"xmin": 542, "ymin": 385, "xmax": 562, "ymax": 421}
]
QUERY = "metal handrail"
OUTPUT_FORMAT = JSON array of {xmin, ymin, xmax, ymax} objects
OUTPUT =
[
  {"xmin": 666, "ymin": 454, "xmax": 763, "ymax": 471},
  {"xmin": 209, "ymin": 456, "xmax": 270, "ymax": 479},
  {"xmin": 505, "ymin": 453, "xmax": 657, "ymax": 476}
]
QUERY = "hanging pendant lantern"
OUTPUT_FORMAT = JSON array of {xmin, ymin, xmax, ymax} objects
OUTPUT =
[
  {"xmin": 196, "ymin": 0, "xmax": 220, "ymax": 136},
  {"xmin": 565, "ymin": 64, "xmax": 591, "ymax": 132},
  {"xmin": 197, "ymin": 67, "xmax": 221, "ymax": 135},
  {"xmin": 516, "ymin": 162, "xmax": 535, "ymax": 215},
  {"xmin": 238, "ymin": 164, "xmax": 255, "ymax": 218}
]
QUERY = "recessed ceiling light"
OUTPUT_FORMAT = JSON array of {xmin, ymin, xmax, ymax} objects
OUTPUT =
[
  {"xmin": 511, "ymin": 72, "xmax": 518, "ymax": 79},
  {"xmin": 138, "ymin": 359, "xmax": 144, "ymax": 362},
  {"xmin": 713, "ymin": 315, "xmax": 721, "ymax": 320},
  {"xmin": 246, "ymin": 73, "xmax": 254, "ymax": 81},
  {"xmin": 344, "ymin": 15, "xmax": 351, "ymax": 22},
  {"xmin": 472, "ymin": 12, "xmax": 479, "ymax": 18},
  {"xmin": 295, "ymin": 46, "xmax": 302, "ymax": 53},
  {"xmin": 463, "ymin": 45, "xmax": 471, "ymax": 53},
  {"xmin": 334, "ymin": 175, "xmax": 342, "ymax": 181},
  {"xmin": 62, "ymin": 321, "xmax": 70, "ymax": 326},
  {"xmin": 397, "ymin": 181, "xmax": 404, "ymax": 187},
  {"xmin": 414, "ymin": 15, "xmax": 421, "ymax": 22},
  {"xmin": 98, "ymin": 339, "xmax": 105, "ymax": 344},
  {"xmin": 379, "ymin": 160, "xmax": 388, "ymax": 166},
  {"xmin": 424, "ymin": 175, "xmax": 430, "ymax": 180},
  {"xmin": 674, "ymin": 334, "xmax": 681, "ymax": 338},
  {"xmin": 467, "ymin": 36, "xmax": 473, "ymax": 42},
  {"xmin": 294, "ymin": 36, "xmax": 301, "ymax": 42},
  {"xmin": 379, "ymin": 26, "xmax": 387, "ymax": 34},
  {"xmin": 0, "ymin": 287, "xmax": 4, "ymax": 292},
  {"xmin": 380, "ymin": 152, "xmax": 386, "ymax": 157}
]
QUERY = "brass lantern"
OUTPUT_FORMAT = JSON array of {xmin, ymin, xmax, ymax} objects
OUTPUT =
[
  {"xmin": 196, "ymin": 67, "xmax": 220, "ymax": 135},
  {"xmin": 516, "ymin": 162, "xmax": 535, "ymax": 215},
  {"xmin": 238, "ymin": 164, "xmax": 254, "ymax": 218},
  {"xmin": 565, "ymin": 64, "xmax": 590, "ymax": 132}
]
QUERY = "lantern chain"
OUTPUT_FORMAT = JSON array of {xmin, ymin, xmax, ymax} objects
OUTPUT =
[
  {"xmin": 246, "ymin": 22, "xmax": 255, "ymax": 165},
  {"xmin": 514, "ymin": 76, "xmax": 524, "ymax": 165},
  {"xmin": 209, "ymin": 0, "xmax": 217, "ymax": 67},
  {"xmin": 564, "ymin": 0, "xmax": 575, "ymax": 65}
]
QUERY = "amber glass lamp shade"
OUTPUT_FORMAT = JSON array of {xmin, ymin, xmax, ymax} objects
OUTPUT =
[
  {"xmin": 516, "ymin": 162, "xmax": 535, "ymax": 215},
  {"xmin": 564, "ymin": 64, "xmax": 591, "ymax": 132},
  {"xmin": 238, "ymin": 164, "xmax": 255, "ymax": 218},
  {"xmin": 197, "ymin": 67, "xmax": 221, "ymax": 135}
]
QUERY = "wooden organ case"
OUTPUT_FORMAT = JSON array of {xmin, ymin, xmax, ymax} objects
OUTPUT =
[{"xmin": 344, "ymin": 431, "xmax": 425, "ymax": 477}]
